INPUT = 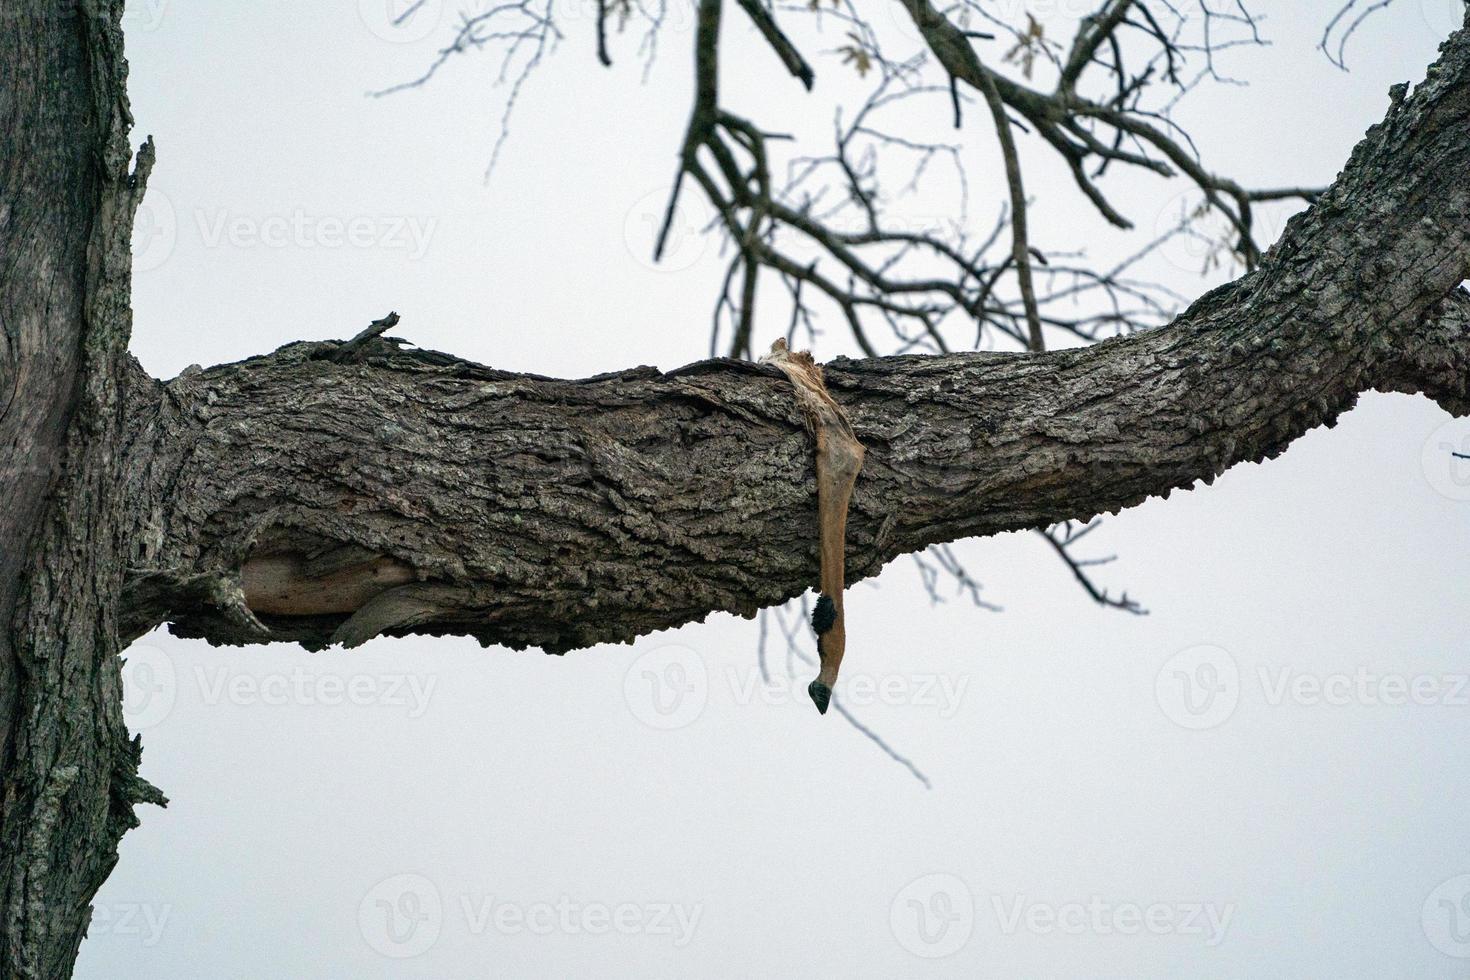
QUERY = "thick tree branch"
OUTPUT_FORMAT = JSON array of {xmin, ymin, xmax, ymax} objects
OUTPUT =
[{"xmin": 117, "ymin": 21, "xmax": 1470, "ymax": 658}]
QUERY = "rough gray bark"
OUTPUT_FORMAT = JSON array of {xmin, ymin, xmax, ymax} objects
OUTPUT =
[
  {"xmin": 0, "ymin": 2, "xmax": 164, "ymax": 978},
  {"xmin": 119, "ymin": 44, "xmax": 1470, "ymax": 650},
  {"xmin": 1, "ymin": 4, "xmax": 1468, "ymax": 977}
]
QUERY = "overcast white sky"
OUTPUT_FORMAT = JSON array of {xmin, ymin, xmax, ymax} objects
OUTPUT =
[{"xmin": 85, "ymin": 1, "xmax": 1470, "ymax": 976}]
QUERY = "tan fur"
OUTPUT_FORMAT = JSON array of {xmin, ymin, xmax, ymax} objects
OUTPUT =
[{"xmin": 761, "ymin": 339, "xmax": 866, "ymax": 702}]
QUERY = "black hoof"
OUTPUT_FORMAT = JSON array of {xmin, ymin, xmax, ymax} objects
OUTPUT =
[{"xmin": 808, "ymin": 680, "xmax": 832, "ymax": 715}]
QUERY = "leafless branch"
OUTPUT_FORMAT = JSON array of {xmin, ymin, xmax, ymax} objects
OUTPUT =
[{"xmin": 1038, "ymin": 521, "xmax": 1148, "ymax": 615}]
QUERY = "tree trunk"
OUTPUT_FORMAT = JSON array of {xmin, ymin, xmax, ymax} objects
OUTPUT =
[
  {"xmin": 1, "ymin": 3, "xmax": 1468, "ymax": 976},
  {"xmin": 0, "ymin": 2, "xmax": 162, "ymax": 977}
]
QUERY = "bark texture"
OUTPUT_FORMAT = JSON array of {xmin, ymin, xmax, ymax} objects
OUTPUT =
[
  {"xmin": 0, "ymin": 2, "xmax": 163, "ymax": 977},
  {"xmin": 119, "ymin": 28, "xmax": 1470, "ymax": 654},
  {"xmin": 0, "ymin": 5, "xmax": 1468, "ymax": 978}
]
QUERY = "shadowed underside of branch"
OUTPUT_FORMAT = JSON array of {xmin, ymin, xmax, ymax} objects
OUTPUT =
[{"xmin": 117, "ymin": 19, "xmax": 1470, "ymax": 653}]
